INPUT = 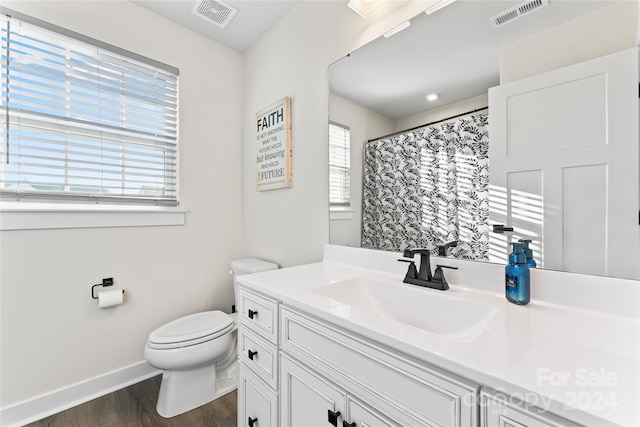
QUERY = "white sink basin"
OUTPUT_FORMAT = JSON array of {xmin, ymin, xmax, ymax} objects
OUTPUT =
[{"xmin": 313, "ymin": 277, "xmax": 496, "ymax": 340}]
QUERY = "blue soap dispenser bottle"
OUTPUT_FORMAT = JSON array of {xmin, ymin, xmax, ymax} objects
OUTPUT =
[
  {"xmin": 505, "ymin": 242, "xmax": 530, "ymax": 305},
  {"xmin": 518, "ymin": 239, "xmax": 537, "ymax": 268}
]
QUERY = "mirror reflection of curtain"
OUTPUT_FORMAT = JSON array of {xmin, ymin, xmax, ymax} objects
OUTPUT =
[{"xmin": 362, "ymin": 112, "xmax": 490, "ymax": 259}]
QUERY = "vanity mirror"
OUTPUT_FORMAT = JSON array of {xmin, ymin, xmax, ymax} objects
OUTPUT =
[{"xmin": 328, "ymin": 0, "xmax": 639, "ymax": 280}]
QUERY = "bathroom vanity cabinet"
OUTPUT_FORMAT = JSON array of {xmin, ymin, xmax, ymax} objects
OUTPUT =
[
  {"xmin": 479, "ymin": 390, "xmax": 580, "ymax": 427},
  {"xmin": 236, "ymin": 284, "xmax": 586, "ymax": 427},
  {"xmin": 279, "ymin": 306, "xmax": 478, "ymax": 427},
  {"xmin": 237, "ymin": 287, "xmax": 280, "ymax": 427}
]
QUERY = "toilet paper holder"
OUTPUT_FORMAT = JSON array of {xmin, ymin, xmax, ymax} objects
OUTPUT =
[{"xmin": 91, "ymin": 277, "xmax": 124, "ymax": 299}]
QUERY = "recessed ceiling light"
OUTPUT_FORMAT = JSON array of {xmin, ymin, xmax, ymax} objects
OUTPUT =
[{"xmin": 426, "ymin": 93, "xmax": 440, "ymax": 102}]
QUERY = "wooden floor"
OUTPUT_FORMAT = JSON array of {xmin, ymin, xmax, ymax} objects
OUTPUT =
[{"xmin": 25, "ymin": 375, "xmax": 237, "ymax": 427}]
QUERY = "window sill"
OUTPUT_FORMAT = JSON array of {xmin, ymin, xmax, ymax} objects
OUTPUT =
[
  {"xmin": 0, "ymin": 202, "xmax": 187, "ymax": 231},
  {"xmin": 330, "ymin": 209, "xmax": 354, "ymax": 221}
]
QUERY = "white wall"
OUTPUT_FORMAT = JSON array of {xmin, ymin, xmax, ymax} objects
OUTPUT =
[
  {"xmin": 394, "ymin": 93, "xmax": 489, "ymax": 132},
  {"xmin": 241, "ymin": 1, "xmax": 428, "ymax": 268},
  {"xmin": 329, "ymin": 93, "xmax": 395, "ymax": 247},
  {"xmin": 0, "ymin": 0, "xmax": 244, "ymax": 407},
  {"xmin": 500, "ymin": 1, "xmax": 638, "ymax": 83}
]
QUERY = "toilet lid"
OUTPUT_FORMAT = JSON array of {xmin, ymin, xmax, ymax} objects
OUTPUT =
[{"xmin": 148, "ymin": 311, "xmax": 234, "ymax": 348}]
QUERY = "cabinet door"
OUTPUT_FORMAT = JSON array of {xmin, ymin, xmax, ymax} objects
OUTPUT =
[
  {"xmin": 346, "ymin": 396, "xmax": 404, "ymax": 427},
  {"xmin": 280, "ymin": 353, "xmax": 347, "ymax": 427},
  {"xmin": 238, "ymin": 363, "xmax": 278, "ymax": 427},
  {"xmin": 480, "ymin": 390, "xmax": 581, "ymax": 427}
]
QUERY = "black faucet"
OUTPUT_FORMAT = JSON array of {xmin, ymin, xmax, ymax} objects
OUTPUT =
[
  {"xmin": 398, "ymin": 248, "xmax": 458, "ymax": 291},
  {"xmin": 437, "ymin": 240, "xmax": 458, "ymax": 256}
]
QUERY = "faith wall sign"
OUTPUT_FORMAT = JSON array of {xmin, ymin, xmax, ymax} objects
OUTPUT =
[{"xmin": 255, "ymin": 97, "xmax": 292, "ymax": 191}]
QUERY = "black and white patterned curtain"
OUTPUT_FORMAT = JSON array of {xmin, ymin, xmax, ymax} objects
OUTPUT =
[{"xmin": 362, "ymin": 112, "xmax": 490, "ymax": 260}]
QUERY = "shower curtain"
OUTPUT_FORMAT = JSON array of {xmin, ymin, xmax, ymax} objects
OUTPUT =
[{"xmin": 361, "ymin": 112, "xmax": 490, "ymax": 260}]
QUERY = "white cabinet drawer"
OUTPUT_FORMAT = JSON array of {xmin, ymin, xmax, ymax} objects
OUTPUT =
[
  {"xmin": 347, "ymin": 395, "xmax": 404, "ymax": 427},
  {"xmin": 238, "ymin": 362, "xmax": 278, "ymax": 427},
  {"xmin": 238, "ymin": 327, "xmax": 278, "ymax": 389},
  {"xmin": 281, "ymin": 306, "xmax": 479, "ymax": 427},
  {"xmin": 480, "ymin": 390, "xmax": 581, "ymax": 427},
  {"xmin": 238, "ymin": 287, "xmax": 279, "ymax": 344}
]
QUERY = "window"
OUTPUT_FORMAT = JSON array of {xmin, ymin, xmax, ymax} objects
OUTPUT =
[
  {"xmin": 329, "ymin": 122, "xmax": 350, "ymax": 208},
  {"xmin": 0, "ymin": 9, "xmax": 179, "ymax": 207}
]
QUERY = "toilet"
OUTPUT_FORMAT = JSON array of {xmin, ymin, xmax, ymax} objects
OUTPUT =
[{"xmin": 144, "ymin": 258, "xmax": 278, "ymax": 418}]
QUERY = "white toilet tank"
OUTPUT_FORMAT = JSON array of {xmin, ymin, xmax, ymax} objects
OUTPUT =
[{"xmin": 230, "ymin": 258, "xmax": 278, "ymax": 310}]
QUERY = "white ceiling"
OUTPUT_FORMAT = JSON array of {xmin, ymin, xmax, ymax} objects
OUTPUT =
[
  {"xmin": 329, "ymin": 0, "xmax": 616, "ymax": 119},
  {"xmin": 133, "ymin": 0, "xmax": 299, "ymax": 53},
  {"xmin": 134, "ymin": 0, "xmax": 617, "ymax": 119}
]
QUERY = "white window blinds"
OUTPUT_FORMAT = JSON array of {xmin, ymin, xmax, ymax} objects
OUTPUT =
[
  {"xmin": 329, "ymin": 122, "xmax": 350, "ymax": 207},
  {"xmin": 0, "ymin": 11, "xmax": 179, "ymax": 206}
]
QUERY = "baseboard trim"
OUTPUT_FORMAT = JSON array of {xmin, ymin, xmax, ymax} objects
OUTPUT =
[{"xmin": 0, "ymin": 361, "xmax": 160, "ymax": 427}]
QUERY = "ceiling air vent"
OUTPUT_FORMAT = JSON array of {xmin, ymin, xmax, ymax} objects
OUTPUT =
[
  {"xmin": 490, "ymin": 0, "xmax": 549, "ymax": 28},
  {"xmin": 191, "ymin": 0, "xmax": 238, "ymax": 29}
]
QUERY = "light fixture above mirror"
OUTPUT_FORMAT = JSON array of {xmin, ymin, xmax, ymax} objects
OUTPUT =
[
  {"xmin": 384, "ymin": 21, "xmax": 411, "ymax": 38},
  {"xmin": 424, "ymin": 0, "xmax": 456, "ymax": 15}
]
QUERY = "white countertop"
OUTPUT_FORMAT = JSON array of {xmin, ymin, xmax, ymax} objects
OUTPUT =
[{"xmin": 238, "ymin": 247, "xmax": 640, "ymax": 427}]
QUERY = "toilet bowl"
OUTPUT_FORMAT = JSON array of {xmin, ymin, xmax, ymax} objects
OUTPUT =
[
  {"xmin": 144, "ymin": 258, "xmax": 278, "ymax": 418},
  {"xmin": 144, "ymin": 311, "xmax": 238, "ymax": 418}
]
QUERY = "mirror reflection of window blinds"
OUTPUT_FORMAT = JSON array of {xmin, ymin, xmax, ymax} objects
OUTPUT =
[{"xmin": 329, "ymin": 122, "xmax": 350, "ymax": 207}]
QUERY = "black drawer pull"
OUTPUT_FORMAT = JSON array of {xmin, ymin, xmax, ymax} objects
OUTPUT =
[
  {"xmin": 248, "ymin": 309, "xmax": 258, "ymax": 319},
  {"xmin": 328, "ymin": 409, "xmax": 341, "ymax": 426},
  {"xmin": 248, "ymin": 417, "xmax": 257, "ymax": 427},
  {"xmin": 248, "ymin": 349, "xmax": 258, "ymax": 360},
  {"xmin": 343, "ymin": 422, "xmax": 356, "ymax": 427}
]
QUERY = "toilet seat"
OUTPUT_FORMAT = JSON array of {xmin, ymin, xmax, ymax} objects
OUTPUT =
[{"xmin": 147, "ymin": 311, "xmax": 234, "ymax": 350}]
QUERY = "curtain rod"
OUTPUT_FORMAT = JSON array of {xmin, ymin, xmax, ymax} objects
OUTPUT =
[{"xmin": 367, "ymin": 106, "xmax": 488, "ymax": 143}]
